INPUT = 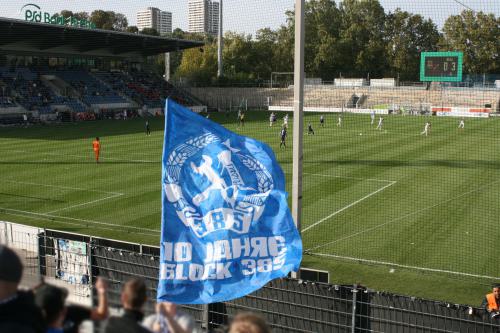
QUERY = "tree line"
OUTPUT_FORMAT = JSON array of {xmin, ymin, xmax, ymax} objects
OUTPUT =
[{"xmin": 58, "ymin": 0, "xmax": 500, "ymax": 84}]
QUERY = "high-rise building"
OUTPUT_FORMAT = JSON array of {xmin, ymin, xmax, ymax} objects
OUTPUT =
[
  {"xmin": 136, "ymin": 7, "xmax": 172, "ymax": 35},
  {"xmin": 188, "ymin": 0, "xmax": 219, "ymax": 35}
]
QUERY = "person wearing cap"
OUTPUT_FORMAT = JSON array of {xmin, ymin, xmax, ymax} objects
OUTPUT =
[
  {"xmin": 103, "ymin": 278, "xmax": 151, "ymax": 333},
  {"xmin": 482, "ymin": 284, "xmax": 500, "ymax": 318},
  {"xmin": 0, "ymin": 244, "xmax": 45, "ymax": 333}
]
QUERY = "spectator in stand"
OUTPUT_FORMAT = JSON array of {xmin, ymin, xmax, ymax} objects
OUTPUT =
[
  {"xmin": 0, "ymin": 244, "xmax": 45, "ymax": 333},
  {"xmin": 228, "ymin": 312, "xmax": 271, "ymax": 333},
  {"xmin": 103, "ymin": 278, "xmax": 150, "ymax": 333},
  {"xmin": 35, "ymin": 284, "xmax": 68, "ymax": 333},
  {"xmin": 65, "ymin": 276, "xmax": 109, "ymax": 333},
  {"xmin": 143, "ymin": 301, "xmax": 195, "ymax": 333},
  {"xmin": 35, "ymin": 277, "xmax": 109, "ymax": 333},
  {"xmin": 482, "ymin": 283, "xmax": 500, "ymax": 319}
]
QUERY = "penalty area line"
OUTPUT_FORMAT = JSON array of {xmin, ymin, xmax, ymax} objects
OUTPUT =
[
  {"xmin": 0, "ymin": 207, "xmax": 160, "ymax": 235},
  {"xmin": 45, "ymin": 192, "xmax": 124, "ymax": 214},
  {"xmin": 310, "ymin": 252, "xmax": 500, "ymax": 281},
  {"xmin": 302, "ymin": 180, "xmax": 396, "ymax": 233},
  {"xmin": 10, "ymin": 150, "xmax": 157, "ymax": 163},
  {"xmin": 308, "ymin": 178, "xmax": 500, "ymax": 252}
]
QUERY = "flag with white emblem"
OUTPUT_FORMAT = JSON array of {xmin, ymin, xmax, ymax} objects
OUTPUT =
[{"xmin": 157, "ymin": 99, "xmax": 302, "ymax": 304}]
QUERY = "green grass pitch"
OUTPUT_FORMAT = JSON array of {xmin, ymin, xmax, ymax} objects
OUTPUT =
[{"xmin": 1, "ymin": 111, "xmax": 499, "ymax": 305}]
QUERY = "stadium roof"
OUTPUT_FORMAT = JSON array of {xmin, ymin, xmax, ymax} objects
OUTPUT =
[{"xmin": 0, "ymin": 18, "xmax": 204, "ymax": 59}]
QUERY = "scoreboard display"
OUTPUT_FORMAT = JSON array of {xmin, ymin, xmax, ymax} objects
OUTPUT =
[{"xmin": 420, "ymin": 52, "xmax": 463, "ymax": 82}]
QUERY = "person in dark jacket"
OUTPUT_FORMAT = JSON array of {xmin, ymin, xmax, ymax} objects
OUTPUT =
[
  {"xmin": 103, "ymin": 278, "xmax": 151, "ymax": 333},
  {"xmin": 0, "ymin": 244, "xmax": 45, "ymax": 333},
  {"xmin": 35, "ymin": 284, "xmax": 69, "ymax": 333}
]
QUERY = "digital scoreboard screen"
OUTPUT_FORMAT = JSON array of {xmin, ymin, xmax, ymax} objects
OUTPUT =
[{"xmin": 420, "ymin": 52, "xmax": 463, "ymax": 82}]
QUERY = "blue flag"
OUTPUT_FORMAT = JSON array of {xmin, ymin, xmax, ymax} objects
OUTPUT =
[{"xmin": 157, "ymin": 99, "xmax": 302, "ymax": 304}]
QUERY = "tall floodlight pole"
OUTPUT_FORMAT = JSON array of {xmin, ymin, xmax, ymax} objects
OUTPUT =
[
  {"xmin": 291, "ymin": 0, "xmax": 304, "ymax": 278},
  {"xmin": 164, "ymin": 52, "xmax": 170, "ymax": 82},
  {"xmin": 217, "ymin": 0, "xmax": 223, "ymax": 78}
]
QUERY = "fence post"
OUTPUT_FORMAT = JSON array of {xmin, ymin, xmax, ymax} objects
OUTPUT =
[
  {"xmin": 351, "ymin": 285, "xmax": 358, "ymax": 333},
  {"xmin": 202, "ymin": 304, "xmax": 209, "ymax": 331},
  {"xmin": 89, "ymin": 237, "xmax": 94, "ymax": 289},
  {"xmin": 36, "ymin": 228, "xmax": 43, "ymax": 282}
]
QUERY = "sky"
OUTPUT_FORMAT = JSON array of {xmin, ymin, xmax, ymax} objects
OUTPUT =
[{"xmin": 2, "ymin": 0, "xmax": 499, "ymax": 36}]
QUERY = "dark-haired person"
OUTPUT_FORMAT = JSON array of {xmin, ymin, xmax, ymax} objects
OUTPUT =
[
  {"xmin": 0, "ymin": 245, "xmax": 45, "ymax": 333},
  {"xmin": 482, "ymin": 284, "xmax": 500, "ymax": 319},
  {"xmin": 307, "ymin": 123, "xmax": 315, "ymax": 135},
  {"xmin": 104, "ymin": 278, "xmax": 150, "ymax": 333},
  {"xmin": 279, "ymin": 126, "xmax": 287, "ymax": 149},
  {"xmin": 64, "ymin": 277, "xmax": 109, "ymax": 333},
  {"xmin": 35, "ymin": 284, "xmax": 68, "ymax": 333}
]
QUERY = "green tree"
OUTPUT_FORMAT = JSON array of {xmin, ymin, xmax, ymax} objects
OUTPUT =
[
  {"xmin": 126, "ymin": 26, "xmax": 139, "ymax": 34},
  {"xmin": 141, "ymin": 28, "xmax": 159, "ymax": 36},
  {"xmin": 384, "ymin": 9, "xmax": 440, "ymax": 81},
  {"xmin": 303, "ymin": 0, "xmax": 342, "ymax": 80},
  {"xmin": 56, "ymin": 10, "xmax": 89, "ymax": 21},
  {"xmin": 337, "ymin": 0, "xmax": 387, "ymax": 77},
  {"xmin": 441, "ymin": 10, "xmax": 500, "ymax": 74},
  {"xmin": 90, "ymin": 10, "xmax": 128, "ymax": 31},
  {"xmin": 253, "ymin": 28, "xmax": 279, "ymax": 78},
  {"xmin": 174, "ymin": 44, "xmax": 217, "ymax": 85}
]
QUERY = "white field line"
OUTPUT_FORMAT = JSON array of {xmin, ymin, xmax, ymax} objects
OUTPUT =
[
  {"xmin": 45, "ymin": 192, "xmax": 124, "ymax": 214},
  {"xmin": 0, "ymin": 210, "xmax": 159, "ymax": 237},
  {"xmin": 2, "ymin": 180, "xmax": 122, "ymax": 195},
  {"xmin": 303, "ymin": 181, "xmax": 396, "ymax": 233},
  {"xmin": 9, "ymin": 150, "xmax": 157, "ymax": 163},
  {"xmin": 0, "ymin": 207, "xmax": 160, "ymax": 234},
  {"xmin": 311, "ymin": 252, "xmax": 500, "ymax": 281},
  {"xmin": 303, "ymin": 172, "xmax": 395, "ymax": 183},
  {"xmin": 300, "ymin": 173, "xmax": 397, "ymax": 233},
  {"xmin": 308, "ymin": 178, "xmax": 500, "ymax": 252},
  {"xmin": 2, "ymin": 179, "xmax": 130, "ymax": 225}
]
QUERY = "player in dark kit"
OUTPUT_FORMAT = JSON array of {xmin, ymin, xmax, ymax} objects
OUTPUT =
[
  {"xmin": 280, "ymin": 126, "xmax": 287, "ymax": 148},
  {"xmin": 307, "ymin": 123, "xmax": 315, "ymax": 135},
  {"xmin": 145, "ymin": 120, "xmax": 151, "ymax": 136}
]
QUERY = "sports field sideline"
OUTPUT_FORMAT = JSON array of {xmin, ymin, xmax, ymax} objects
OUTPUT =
[{"xmin": 1, "ymin": 111, "xmax": 499, "ymax": 305}]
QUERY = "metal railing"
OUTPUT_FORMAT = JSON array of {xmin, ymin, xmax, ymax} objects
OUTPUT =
[{"xmin": 2, "ymin": 221, "xmax": 499, "ymax": 333}]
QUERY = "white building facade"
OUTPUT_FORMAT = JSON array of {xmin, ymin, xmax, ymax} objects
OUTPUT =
[
  {"xmin": 137, "ymin": 7, "xmax": 172, "ymax": 35},
  {"xmin": 188, "ymin": 0, "xmax": 219, "ymax": 35}
]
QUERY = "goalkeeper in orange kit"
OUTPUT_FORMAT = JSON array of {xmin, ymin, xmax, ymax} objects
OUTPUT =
[{"xmin": 92, "ymin": 137, "xmax": 100, "ymax": 163}]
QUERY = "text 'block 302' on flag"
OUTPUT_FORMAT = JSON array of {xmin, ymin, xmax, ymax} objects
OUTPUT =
[{"xmin": 157, "ymin": 99, "xmax": 302, "ymax": 304}]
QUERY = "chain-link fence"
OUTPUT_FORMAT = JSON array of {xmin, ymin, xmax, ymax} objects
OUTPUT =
[{"xmin": 1, "ymin": 0, "xmax": 499, "ymax": 316}]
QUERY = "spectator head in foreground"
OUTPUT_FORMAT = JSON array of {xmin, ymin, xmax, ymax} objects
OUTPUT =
[
  {"xmin": 229, "ymin": 312, "xmax": 271, "ymax": 333},
  {"xmin": 143, "ymin": 301, "xmax": 195, "ymax": 333},
  {"xmin": 121, "ymin": 278, "xmax": 147, "ymax": 311},
  {"xmin": 103, "ymin": 278, "xmax": 150, "ymax": 333},
  {"xmin": 0, "ymin": 244, "xmax": 45, "ymax": 333},
  {"xmin": 0, "ymin": 244, "xmax": 23, "ymax": 299},
  {"xmin": 35, "ymin": 284, "xmax": 69, "ymax": 331}
]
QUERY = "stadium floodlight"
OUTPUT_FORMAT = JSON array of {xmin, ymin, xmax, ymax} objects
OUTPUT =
[{"xmin": 217, "ymin": 0, "xmax": 223, "ymax": 78}]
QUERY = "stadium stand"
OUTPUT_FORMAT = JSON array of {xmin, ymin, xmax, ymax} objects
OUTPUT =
[
  {"xmin": 53, "ymin": 70, "xmax": 128, "ymax": 106},
  {"xmin": 0, "ymin": 66, "xmax": 205, "ymax": 120}
]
